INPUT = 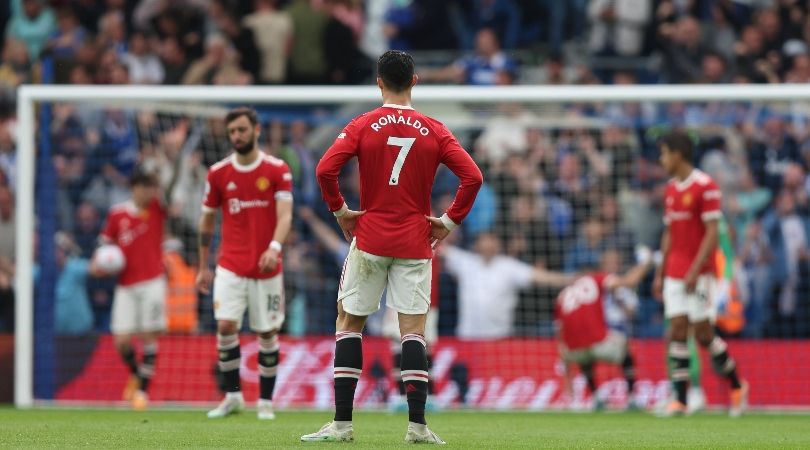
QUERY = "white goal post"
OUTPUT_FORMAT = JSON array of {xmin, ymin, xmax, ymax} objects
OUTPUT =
[{"xmin": 15, "ymin": 83, "xmax": 810, "ymax": 408}]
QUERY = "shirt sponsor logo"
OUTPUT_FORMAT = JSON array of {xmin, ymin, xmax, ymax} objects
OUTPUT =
[{"xmin": 228, "ymin": 198, "xmax": 270, "ymax": 214}]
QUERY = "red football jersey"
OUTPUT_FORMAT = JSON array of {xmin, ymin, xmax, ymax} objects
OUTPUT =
[
  {"xmin": 316, "ymin": 104, "xmax": 483, "ymax": 259},
  {"xmin": 554, "ymin": 273, "xmax": 611, "ymax": 350},
  {"xmin": 663, "ymin": 169, "xmax": 722, "ymax": 279},
  {"xmin": 101, "ymin": 198, "xmax": 166, "ymax": 286},
  {"xmin": 203, "ymin": 153, "xmax": 293, "ymax": 279}
]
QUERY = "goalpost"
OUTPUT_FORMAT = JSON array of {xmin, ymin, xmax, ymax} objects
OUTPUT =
[{"xmin": 15, "ymin": 84, "xmax": 810, "ymax": 409}]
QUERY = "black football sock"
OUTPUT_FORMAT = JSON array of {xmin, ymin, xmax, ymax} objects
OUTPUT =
[
  {"xmin": 258, "ymin": 335, "xmax": 280, "ymax": 400},
  {"xmin": 137, "ymin": 342, "xmax": 157, "ymax": 392},
  {"xmin": 401, "ymin": 334, "xmax": 429, "ymax": 425},
  {"xmin": 334, "ymin": 331, "xmax": 363, "ymax": 422},
  {"xmin": 217, "ymin": 333, "xmax": 241, "ymax": 393},
  {"xmin": 708, "ymin": 337, "xmax": 742, "ymax": 389},
  {"xmin": 670, "ymin": 341, "xmax": 690, "ymax": 405}
]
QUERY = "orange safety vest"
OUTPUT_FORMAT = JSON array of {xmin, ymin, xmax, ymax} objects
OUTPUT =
[{"xmin": 164, "ymin": 251, "xmax": 198, "ymax": 333}]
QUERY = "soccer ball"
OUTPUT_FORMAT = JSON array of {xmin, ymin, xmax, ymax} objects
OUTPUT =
[{"xmin": 93, "ymin": 244, "xmax": 126, "ymax": 275}]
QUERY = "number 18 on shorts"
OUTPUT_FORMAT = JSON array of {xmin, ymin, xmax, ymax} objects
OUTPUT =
[{"xmin": 213, "ymin": 266, "xmax": 285, "ymax": 332}]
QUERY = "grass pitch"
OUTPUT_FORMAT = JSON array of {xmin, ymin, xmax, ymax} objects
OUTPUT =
[{"xmin": 0, "ymin": 408, "xmax": 808, "ymax": 449}]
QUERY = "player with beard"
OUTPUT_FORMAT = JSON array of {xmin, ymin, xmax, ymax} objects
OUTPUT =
[{"xmin": 197, "ymin": 107, "xmax": 294, "ymax": 420}]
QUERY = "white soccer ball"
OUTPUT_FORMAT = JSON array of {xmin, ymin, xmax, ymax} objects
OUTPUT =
[{"xmin": 93, "ymin": 244, "xmax": 126, "ymax": 275}]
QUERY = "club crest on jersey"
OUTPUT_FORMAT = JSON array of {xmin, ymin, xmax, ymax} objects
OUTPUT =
[
  {"xmin": 682, "ymin": 193, "xmax": 693, "ymax": 206},
  {"xmin": 256, "ymin": 177, "xmax": 270, "ymax": 191}
]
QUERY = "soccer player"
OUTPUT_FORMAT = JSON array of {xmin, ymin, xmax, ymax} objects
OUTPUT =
[
  {"xmin": 301, "ymin": 50, "xmax": 483, "ymax": 444},
  {"xmin": 555, "ymin": 249, "xmax": 652, "ymax": 411},
  {"xmin": 96, "ymin": 167, "xmax": 171, "ymax": 410},
  {"xmin": 652, "ymin": 131, "xmax": 748, "ymax": 417},
  {"xmin": 196, "ymin": 107, "xmax": 293, "ymax": 420}
]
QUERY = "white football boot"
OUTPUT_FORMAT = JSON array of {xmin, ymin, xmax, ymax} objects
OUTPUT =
[
  {"xmin": 257, "ymin": 399, "xmax": 276, "ymax": 420},
  {"xmin": 405, "ymin": 422, "xmax": 446, "ymax": 444},
  {"xmin": 300, "ymin": 421, "xmax": 354, "ymax": 442},
  {"xmin": 207, "ymin": 392, "xmax": 244, "ymax": 419}
]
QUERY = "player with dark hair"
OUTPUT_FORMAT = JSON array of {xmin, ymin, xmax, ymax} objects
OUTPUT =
[
  {"xmin": 653, "ymin": 130, "xmax": 748, "ymax": 417},
  {"xmin": 96, "ymin": 167, "xmax": 175, "ymax": 410},
  {"xmin": 301, "ymin": 50, "xmax": 483, "ymax": 444},
  {"xmin": 197, "ymin": 106, "xmax": 294, "ymax": 420}
]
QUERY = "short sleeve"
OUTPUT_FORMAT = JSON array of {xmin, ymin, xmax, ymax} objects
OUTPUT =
[
  {"xmin": 701, "ymin": 180, "xmax": 722, "ymax": 222},
  {"xmin": 274, "ymin": 163, "xmax": 294, "ymax": 202},
  {"xmin": 202, "ymin": 170, "xmax": 220, "ymax": 212}
]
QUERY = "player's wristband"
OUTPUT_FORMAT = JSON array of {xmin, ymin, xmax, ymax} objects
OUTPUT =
[
  {"xmin": 269, "ymin": 240, "xmax": 282, "ymax": 252},
  {"xmin": 440, "ymin": 213, "xmax": 458, "ymax": 231},
  {"xmin": 333, "ymin": 203, "xmax": 348, "ymax": 218}
]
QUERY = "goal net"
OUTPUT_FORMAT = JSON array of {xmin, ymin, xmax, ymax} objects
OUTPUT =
[{"xmin": 13, "ymin": 84, "xmax": 810, "ymax": 410}]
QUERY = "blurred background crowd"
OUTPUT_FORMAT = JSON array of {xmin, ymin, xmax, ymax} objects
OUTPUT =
[{"xmin": 0, "ymin": 0, "xmax": 809, "ymax": 340}]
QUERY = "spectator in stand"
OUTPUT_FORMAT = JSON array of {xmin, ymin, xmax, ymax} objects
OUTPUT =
[
  {"xmin": 0, "ymin": 38, "xmax": 32, "ymax": 88},
  {"xmin": 182, "ymin": 34, "xmax": 249, "ymax": 85},
  {"xmin": 785, "ymin": 52, "xmax": 810, "ymax": 83},
  {"xmin": 762, "ymin": 189, "xmax": 810, "ymax": 337},
  {"xmin": 0, "ymin": 123, "xmax": 14, "ymax": 191},
  {"xmin": 121, "ymin": 31, "xmax": 164, "ymax": 84},
  {"xmin": 383, "ymin": 0, "xmax": 457, "ymax": 51},
  {"xmin": 44, "ymin": 7, "xmax": 87, "ymax": 60},
  {"xmin": 454, "ymin": 0, "xmax": 521, "ymax": 50},
  {"xmin": 424, "ymin": 28, "xmax": 517, "ymax": 85},
  {"xmin": 699, "ymin": 51, "xmax": 732, "ymax": 84},
  {"xmin": 587, "ymin": 0, "xmax": 652, "ymax": 59},
  {"xmin": 54, "ymin": 232, "xmax": 94, "ymax": 335},
  {"xmin": 286, "ymin": 0, "xmax": 329, "ymax": 84},
  {"xmin": 660, "ymin": 15, "xmax": 711, "ymax": 83},
  {"xmin": 544, "ymin": 0, "xmax": 589, "ymax": 53},
  {"xmin": 323, "ymin": 0, "xmax": 371, "ymax": 84},
  {"xmin": 96, "ymin": 10, "xmax": 127, "ymax": 57},
  {"xmin": 242, "ymin": 0, "xmax": 292, "ymax": 84},
  {"xmin": 209, "ymin": 2, "xmax": 261, "ymax": 83},
  {"xmin": 441, "ymin": 232, "xmax": 572, "ymax": 339},
  {"xmin": 6, "ymin": 0, "xmax": 56, "ymax": 59},
  {"xmin": 158, "ymin": 37, "xmax": 189, "ymax": 85},
  {"xmin": 747, "ymin": 114, "xmax": 803, "ymax": 192}
]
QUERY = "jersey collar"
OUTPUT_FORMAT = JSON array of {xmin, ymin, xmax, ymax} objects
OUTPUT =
[
  {"xmin": 382, "ymin": 103, "xmax": 414, "ymax": 110},
  {"xmin": 674, "ymin": 169, "xmax": 698, "ymax": 191},
  {"xmin": 231, "ymin": 153, "xmax": 263, "ymax": 172}
]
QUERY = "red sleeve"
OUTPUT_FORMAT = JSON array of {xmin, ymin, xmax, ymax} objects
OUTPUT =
[
  {"xmin": 316, "ymin": 117, "xmax": 362, "ymax": 212},
  {"xmin": 202, "ymin": 169, "xmax": 221, "ymax": 211},
  {"xmin": 273, "ymin": 162, "xmax": 294, "ymax": 201},
  {"xmin": 701, "ymin": 179, "xmax": 722, "ymax": 222},
  {"xmin": 438, "ymin": 124, "xmax": 483, "ymax": 225},
  {"xmin": 100, "ymin": 212, "xmax": 117, "ymax": 242}
]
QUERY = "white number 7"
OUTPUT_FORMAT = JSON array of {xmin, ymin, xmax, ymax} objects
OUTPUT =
[{"xmin": 387, "ymin": 136, "xmax": 416, "ymax": 185}]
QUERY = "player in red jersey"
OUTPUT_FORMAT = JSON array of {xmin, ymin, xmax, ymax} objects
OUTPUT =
[
  {"xmin": 196, "ymin": 107, "xmax": 293, "ymax": 420},
  {"xmin": 554, "ymin": 249, "xmax": 653, "ymax": 411},
  {"xmin": 96, "ymin": 167, "xmax": 171, "ymax": 410},
  {"xmin": 302, "ymin": 50, "xmax": 482, "ymax": 444},
  {"xmin": 652, "ymin": 131, "xmax": 748, "ymax": 417}
]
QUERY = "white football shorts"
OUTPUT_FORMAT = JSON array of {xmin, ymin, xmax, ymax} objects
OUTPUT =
[
  {"xmin": 663, "ymin": 275, "xmax": 717, "ymax": 322},
  {"xmin": 338, "ymin": 239, "xmax": 431, "ymax": 316},
  {"xmin": 111, "ymin": 275, "xmax": 167, "ymax": 334},
  {"xmin": 213, "ymin": 266, "xmax": 285, "ymax": 332},
  {"xmin": 564, "ymin": 330, "xmax": 627, "ymax": 365}
]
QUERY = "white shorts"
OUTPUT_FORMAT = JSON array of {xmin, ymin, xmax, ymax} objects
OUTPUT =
[
  {"xmin": 112, "ymin": 276, "xmax": 167, "ymax": 334},
  {"xmin": 565, "ymin": 330, "xmax": 627, "ymax": 365},
  {"xmin": 382, "ymin": 307, "xmax": 439, "ymax": 346},
  {"xmin": 338, "ymin": 240, "xmax": 431, "ymax": 316},
  {"xmin": 663, "ymin": 275, "xmax": 716, "ymax": 322},
  {"xmin": 213, "ymin": 266, "xmax": 285, "ymax": 332}
]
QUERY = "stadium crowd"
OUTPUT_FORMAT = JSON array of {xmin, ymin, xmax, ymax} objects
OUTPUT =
[{"xmin": 0, "ymin": 0, "xmax": 809, "ymax": 339}]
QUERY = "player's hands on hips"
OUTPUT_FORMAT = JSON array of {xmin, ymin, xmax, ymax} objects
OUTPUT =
[
  {"xmin": 426, "ymin": 216, "xmax": 451, "ymax": 249},
  {"xmin": 652, "ymin": 273, "xmax": 664, "ymax": 302},
  {"xmin": 258, "ymin": 248, "xmax": 280, "ymax": 273},
  {"xmin": 196, "ymin": 267, "xmax": 214, "ymax": 295},
  {"xmin": 336, "ymin": 209, "xmax": 365, "ymax": 242}
]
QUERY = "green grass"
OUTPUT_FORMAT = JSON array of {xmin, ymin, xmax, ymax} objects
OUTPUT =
[{"xmin": 0, "ymin": 409, "xmax": 808, "ymax": 449}]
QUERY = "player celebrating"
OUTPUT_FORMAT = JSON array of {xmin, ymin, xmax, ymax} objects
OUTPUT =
[
  {"xmin": 96, "ymin": 168, "xmax": 170, "ymax": 411},
  {"xmin": 555, "ymin": 249, "xmax": 652, "ymax": 411},
  {"xmin": 653, "ymin": 131, "xmax": 748, "ymax": 417},
  {"xmin": 197, "ymin": 107, "xmax": 293, "ymax": 420},
  {"xmin": 301, "ymin": 50, "xmax": 483, "ymax": 444}
]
